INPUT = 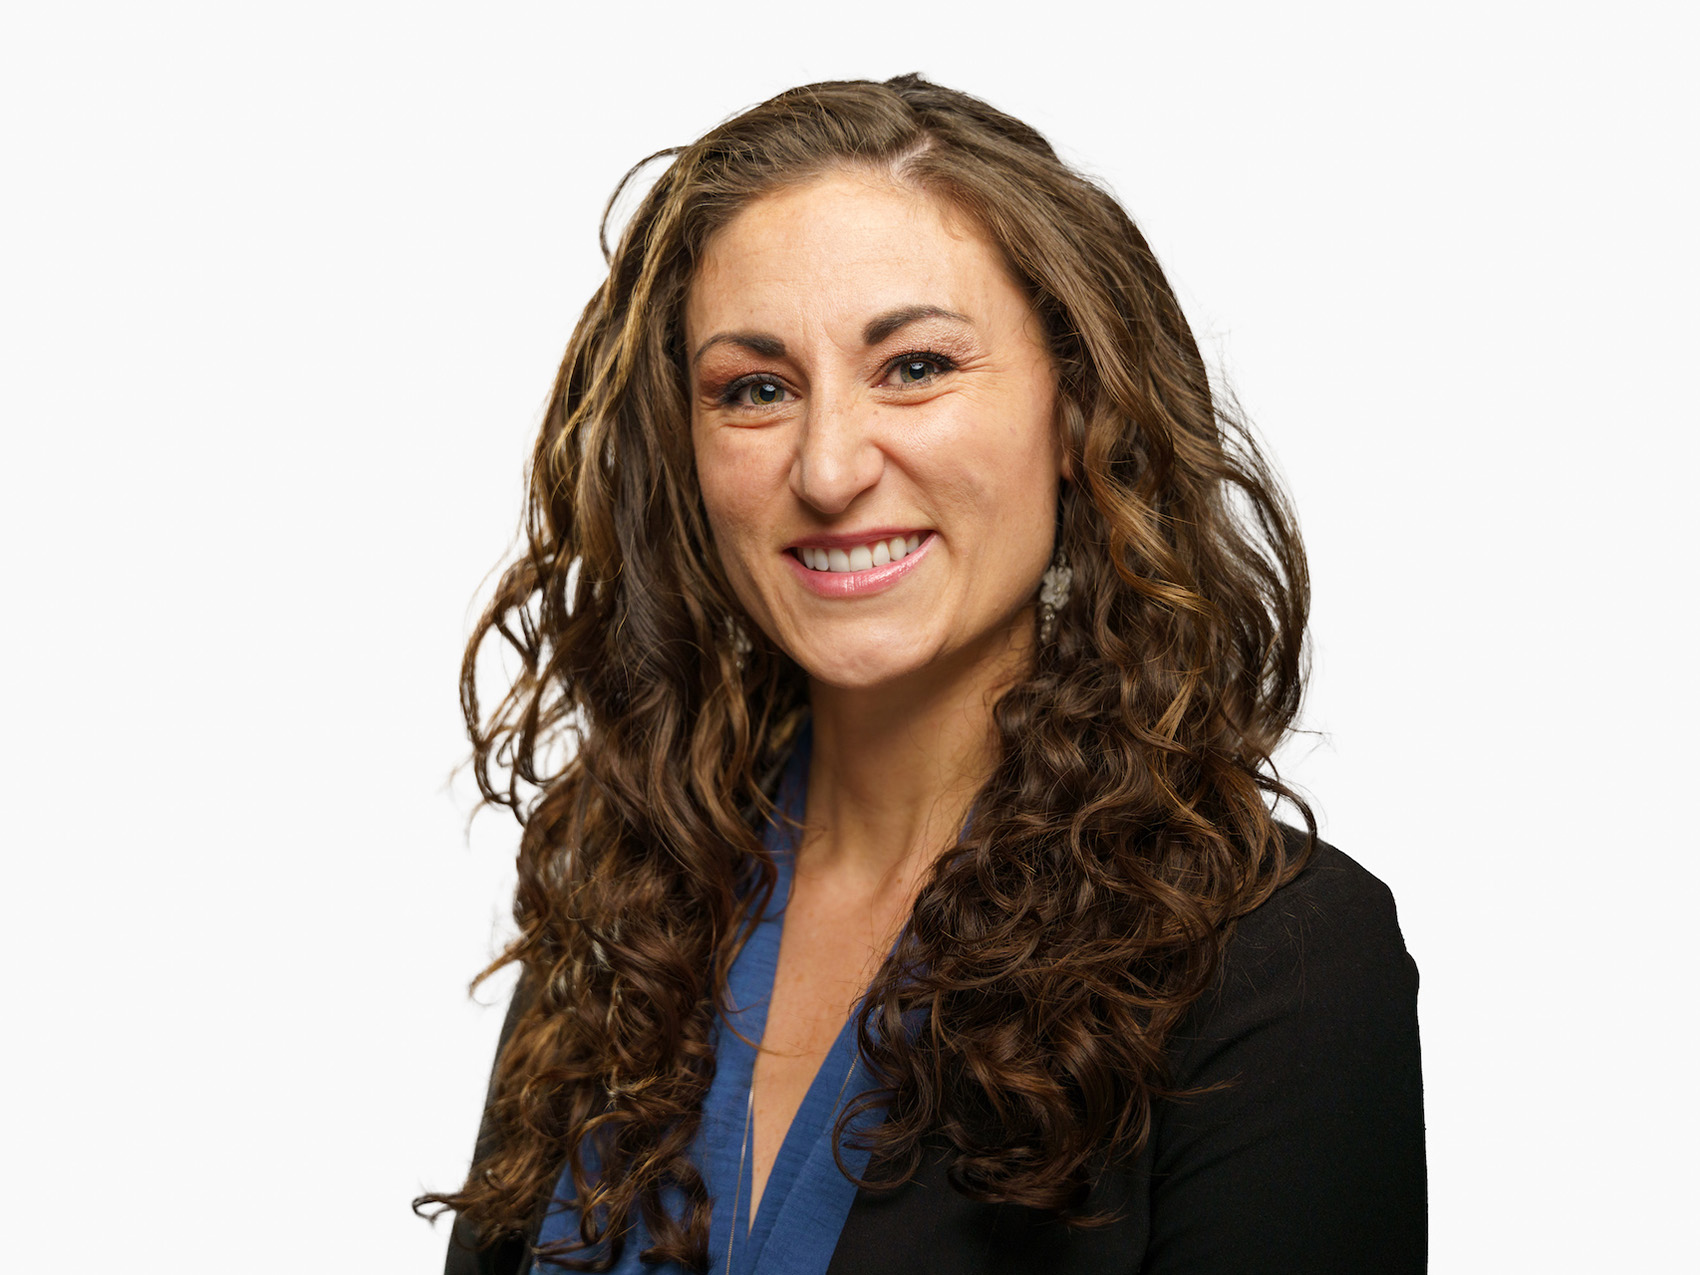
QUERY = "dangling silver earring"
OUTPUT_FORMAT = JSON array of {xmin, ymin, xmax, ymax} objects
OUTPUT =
[
  {"xmin": 1038, "ymin": 544, "xmax": 1072, "ymax": 644},
  {"xmin": 724, "ymin": 613, "xmax": 753, "ymax": 671}
]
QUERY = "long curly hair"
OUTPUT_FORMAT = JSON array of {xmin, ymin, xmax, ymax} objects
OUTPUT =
[{"xmin": 416, "ymin": 74, "xmax": 1313, "ymax": 1271}]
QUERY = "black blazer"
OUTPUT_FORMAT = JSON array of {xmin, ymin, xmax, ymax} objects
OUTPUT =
[{"xmin": 443, "ymin": 839, "xmax": 1426, "ymax": 1273}]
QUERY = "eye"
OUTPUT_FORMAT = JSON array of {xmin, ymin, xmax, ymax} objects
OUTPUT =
[
  {"xmin": 884, "ymin": 352, "xmax": 955, "ymax": 388},
  {"xmin": 721, "ymin": 376, "xmax": 792, "ymax": 408}
]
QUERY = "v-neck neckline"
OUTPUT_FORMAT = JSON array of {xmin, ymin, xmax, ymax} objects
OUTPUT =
[
  {"xmin": 715, "ymin": 724, "xmax": 890, "ymax": 1274},
  {"xmin": 533, "ymin": 720, "xmax": 917, "ymax": 1275},
  {"xmin": 736, "ymin": 844, "xmax": 869, "ymax": 1244}
]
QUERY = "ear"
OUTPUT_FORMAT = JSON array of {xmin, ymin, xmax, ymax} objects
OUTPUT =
[{"xmin": 1051, "ymin": 392, "xmax": 1076, "ymax": 484}]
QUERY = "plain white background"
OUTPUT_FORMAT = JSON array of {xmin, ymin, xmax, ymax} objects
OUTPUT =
[{"xmin": 3, "ymin": 2, "xmax": 1694, "ymax": 1269}]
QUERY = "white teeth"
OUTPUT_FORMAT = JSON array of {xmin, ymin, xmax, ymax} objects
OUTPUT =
[{"xmin": 799, "ymin": 534, "xmax": 926, "ymax": 572}]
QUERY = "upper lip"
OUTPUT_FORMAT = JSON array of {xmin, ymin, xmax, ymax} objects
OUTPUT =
[{"xmin": 785, "ymin": 528, "xmax": 930, "ymax": 551}]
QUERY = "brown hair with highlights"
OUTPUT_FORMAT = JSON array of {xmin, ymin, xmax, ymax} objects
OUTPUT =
[{"xmin": 415, "ymin": 74, "xmax": 1314, "ymax": 1271}]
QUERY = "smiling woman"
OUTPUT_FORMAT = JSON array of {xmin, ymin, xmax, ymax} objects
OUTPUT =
[
  {"xmin": 689, "ymin": 171, "xmax": 1062, "ymax": 692},
  {"xmin": 417, "ymin": 75, "xmax": 1426, "ymax": 1274}
]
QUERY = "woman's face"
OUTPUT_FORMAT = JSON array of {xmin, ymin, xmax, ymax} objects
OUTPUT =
[{"xmin": 686, "ymin": 169, "xmax": 1064, "ymax": 692}]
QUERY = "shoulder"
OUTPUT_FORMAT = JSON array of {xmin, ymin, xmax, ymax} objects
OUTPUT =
[
  {"xmin": 1145, "ymin": 826, "xmax": 1427, "ymax": 1270},
  {"xmin": 1171, "ymin": 825, "xmax": 1420, "ymax": 1074},
  {"xmin": 1214, "ymin": 826, "xmax": 1416, "ymax": 1003}
]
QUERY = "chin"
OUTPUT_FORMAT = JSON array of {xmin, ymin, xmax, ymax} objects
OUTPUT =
[
  {"xmin": 798, "ymin": 651, "xmax": 934, "ymax": 692},
  {"xmin": 782, "ymin": 631, "xmax": 941, "ymax": 692}
]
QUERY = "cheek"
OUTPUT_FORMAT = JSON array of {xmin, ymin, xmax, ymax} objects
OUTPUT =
[
  {"xmin": 923, "ymin": 386, "xmax": 1059, "ymax": 519},
  {"xmin": 997, "ymin": 380, "xmax": 1062, "ymax": 514},
  {"xmin": 693, "ymin": 428, "xmax": 777, "ymax": 573}
]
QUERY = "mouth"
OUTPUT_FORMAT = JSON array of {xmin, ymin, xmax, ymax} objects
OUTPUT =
[
  {"xmin": 783, "ymin": 530, "xmax": 935, "ymax": 598},
  {"xmin": 789, "ymin": 532, "xmax": 926, "ymax": 574}
]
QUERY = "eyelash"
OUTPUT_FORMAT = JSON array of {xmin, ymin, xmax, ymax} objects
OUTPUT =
[{"xmin": 718, "ymin": 351, "xmax": 957, "ymax": 408}]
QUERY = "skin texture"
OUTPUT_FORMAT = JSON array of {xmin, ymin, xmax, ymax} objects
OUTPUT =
[{"xmin": 685, "ymin": 169, "xmax": 1067, "ymax": 1227}]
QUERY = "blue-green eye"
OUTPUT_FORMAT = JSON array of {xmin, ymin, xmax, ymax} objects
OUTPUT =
[
  {"xmin": 724, "ymin": 377, "xmax": 789, "ymax": 407},
  {"xmin": 889, "ymin": 353, "xmax": 953, "ymax": 386}
]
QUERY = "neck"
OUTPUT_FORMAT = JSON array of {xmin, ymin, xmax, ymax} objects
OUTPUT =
[{"xmin": 800, "ymin": 613, "xmax": 1033, "ymax": 901}]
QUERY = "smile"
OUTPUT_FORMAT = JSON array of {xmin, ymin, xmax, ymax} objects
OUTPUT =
[
  {"xmin": 784, "ymin": 531, "xmax": 934, "ymax": 598},
  {"xmin": 793, "ymin": 534, "xmax": 922, "ymax": 573}
]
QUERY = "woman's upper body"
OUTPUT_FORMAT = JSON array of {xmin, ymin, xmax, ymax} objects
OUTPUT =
[
  {"xmin": 443, "ymin": 817, "xmax": 1424, "ymax": 1274},
  {"xmin": 419, "ymin": 73, "xmax": 1426, "ymax": 1272}
]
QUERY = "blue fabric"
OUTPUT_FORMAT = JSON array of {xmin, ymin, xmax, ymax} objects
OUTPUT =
[{"xmin": 536, "ymin": 725, "xmax": 888, "ymax": 1274}]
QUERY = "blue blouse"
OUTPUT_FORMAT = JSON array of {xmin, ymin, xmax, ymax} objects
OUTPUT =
[{"xmin": 536, "ymin": 727, "xmax": 888, "ymax": 1273}]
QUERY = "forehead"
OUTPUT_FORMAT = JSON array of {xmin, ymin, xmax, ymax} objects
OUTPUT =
[{"xmin": 684, "ymin": 170, "xmax": 1020, "ymax": 338}]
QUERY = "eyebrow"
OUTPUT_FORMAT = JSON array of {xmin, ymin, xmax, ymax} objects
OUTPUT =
[
  {"xmin": 691, "ymin": 331, "xmax": 786, "ymax": 367},
  {"xmin": 862, "ymin": 304, "xmax": 972, "ymax": 345},
  {"xmin": 691, "ymin": 304, "xmax": 972, "ymax": 367}
]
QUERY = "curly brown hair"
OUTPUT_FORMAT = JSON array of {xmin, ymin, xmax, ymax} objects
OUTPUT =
[{"xmin": 416, "ymin": 74, "xmax": 1314, "ymax": 1272}]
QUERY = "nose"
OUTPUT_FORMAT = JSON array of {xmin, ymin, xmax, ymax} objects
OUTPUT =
[{"xmin": 789, "ymin": 391, "xmax": 885, "ymax": 516}]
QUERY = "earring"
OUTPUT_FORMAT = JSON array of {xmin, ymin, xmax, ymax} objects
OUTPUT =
[
  {"xmin": 1038, "ymin": 545, "xmax": 1072, "ymax": 644},
  {"xmin": 724, "ymin": 613, "xmax": 753, "ymax": 670}
]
